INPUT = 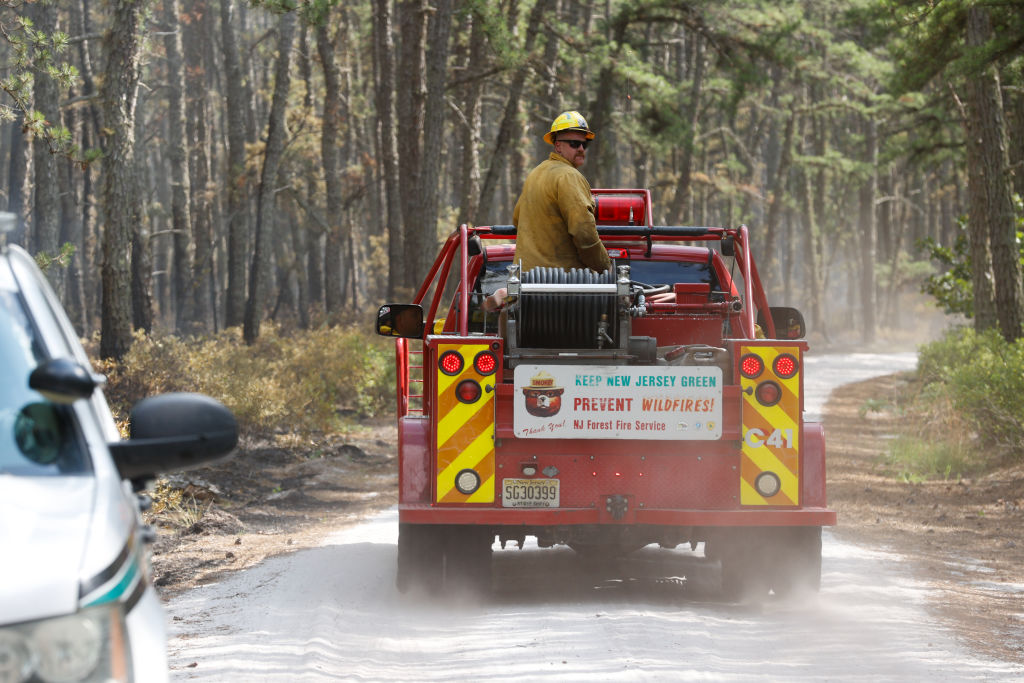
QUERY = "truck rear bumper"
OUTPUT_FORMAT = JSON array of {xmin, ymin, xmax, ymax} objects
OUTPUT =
[{"xmin": 399, "ymin": 504, "xmax": 836, "ymax": 527}]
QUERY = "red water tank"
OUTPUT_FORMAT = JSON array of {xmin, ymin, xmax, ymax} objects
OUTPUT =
[{"xmin": 594, "ymin": 194, "xmax": 647, "ymax": 225}]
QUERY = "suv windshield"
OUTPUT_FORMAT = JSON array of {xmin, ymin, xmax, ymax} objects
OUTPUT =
[{"xmin": 0, "ymin": 264, "xmax": 87, "ymax": 475}]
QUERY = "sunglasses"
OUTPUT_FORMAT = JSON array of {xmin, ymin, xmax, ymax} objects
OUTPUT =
[{"xmin": 558, "ymin": 139, "xmax": 589, "ymax": 150}]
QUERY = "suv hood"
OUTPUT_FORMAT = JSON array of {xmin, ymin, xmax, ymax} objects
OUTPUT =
[{"xmin": 0, "ymin": 476, "xmax": 95, "ymax": 625}]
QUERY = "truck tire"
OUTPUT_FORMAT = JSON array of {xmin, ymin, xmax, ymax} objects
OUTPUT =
[
  {"xmin": 767, "ymin": 526, "xmax": 822, "ymax": 596},
  {"xmin": 712, "ymin": 529, "xmax": 771, "ymax": 601},
  {"xmin": 714, "ymin": 527, "xmax": 822, "ymax": 600},
  {"xmin": 719, "ymin": 549, "xmax": 770, "ymax": 601},
  {"xmin": 442, "ymin": 526, "xmax": 494, "ymax": 596},
  {"xmin": 396, "ymin": 523, "xmax": 444, "ymax": 594}
]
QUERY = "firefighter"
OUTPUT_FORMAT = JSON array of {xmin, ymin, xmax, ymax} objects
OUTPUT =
[{"xmin": 511, "ymin": 111, "xmax": 612, "ymax": 274}]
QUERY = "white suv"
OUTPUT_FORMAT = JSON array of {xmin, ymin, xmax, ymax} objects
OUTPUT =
[{"xmin": 0, "ymin": 232, "xmax": 237, "ymax": 682}]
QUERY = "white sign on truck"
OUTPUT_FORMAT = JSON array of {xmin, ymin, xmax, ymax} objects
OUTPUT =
[{"xmin": 513, "ymin": 364, "xmax": 722, "ymax": 440}]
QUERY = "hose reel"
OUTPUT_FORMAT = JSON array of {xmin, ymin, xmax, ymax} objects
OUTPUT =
[{"xmin": 517, "ymin": 267, "xmax": 618, "ymax": 349}]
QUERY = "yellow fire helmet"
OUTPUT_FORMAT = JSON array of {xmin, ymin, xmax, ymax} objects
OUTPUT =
[{"xmin": 543, "ymin": 110, "xmax": 596, "ymax": 145}]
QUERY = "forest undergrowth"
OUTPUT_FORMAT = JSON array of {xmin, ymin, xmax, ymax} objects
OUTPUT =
[
  {"xmin": 90, "ymin": 323, "xmax": 395, "ymax": 436},
  {"xmin": 883, "ymin": 327, "xmax": 1024, "ymax": 480}
]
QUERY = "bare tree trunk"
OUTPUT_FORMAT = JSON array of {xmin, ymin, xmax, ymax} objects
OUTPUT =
[
  {"xmin": 1007, "ymin": 86, "xmax": 1024, "ymax": 201},
  {"xmin": 287, "ymin": 198, "xmax": 309, "ymax": 329},
  {"xmin": 418, "ymin": 0, "xmax": 453, "ymax": 276},
  {"xmin": 99, "ymin": 0, "xmax": 148, "ymax": 360},
  {"xmin": 130, "ymin": 221, "xmax": 153, "ymax": 332},
  {"xmin": 318, "ymin": 17, "xmax": 345, "ymax": 320},
  {"xmin": 965, "ymin": 7, "xmax": 1023, "ymax": 341},
  {"xmin": 244, "ymin": 10, "xmax": 296, "ymax": 344},
  {"xmin": 455, "ymin": 9, "xmax": 485, "ymax": 226},
  {"xmin": 762, "ymin": 111, "xmax": 795, "ymax": 296},
  {"xmin": 163, "ymin": 0, "xmax": 194, "ymax": 332},
  {"xmin": 797, "ymin": 115, "xmax": 823, "ymax": 341},
  {"xmin": 810, "ymin": 89, "xmax": 829, "ymax": 340},
  {"xmin": 667, "ymin": 30, "xmax": 704, "ymax": 224},
  {"xmin": 297, "ymin": 20, "xmax": 318, "ymax": 321},
  {"xmin": 220, "ymin": 0, "xmax": 250, "ymax": 328},
  {"xmin": 74, "ymin": 0, "xmax": 101, "ymax": 332},
  {"xmin": 6, "ymin": 117, "xmax": 27, "ymax": 245},
  {"xmin": 373, "ymin": 0, "xmax": 403, "ymax": 299},
  {"xmin": 343, "ymin": 7, "xmax": 366, "ymax": 311},
  {"xmin": 59, "ymin": 102, "xmax": 85, "ymax": 332},
  {"xmin": 396, "ymin": 0, "xmax": 428, "ymax": 293},
  {"xmin": 28, "ymin": 0, "xmax": 61, "ymax": 292},
  {"xmin": 857, "ymin": 117, "xmax": 877, "ymax": 345},
  {"xmin": 185, "ymin": 0, "xmax": 215, "ymax": 333},
  {"xmin": 588, "ymin": 5, "xmax": 627, "ymax": 189}
]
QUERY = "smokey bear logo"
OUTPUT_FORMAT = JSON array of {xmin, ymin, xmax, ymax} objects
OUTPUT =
[{"xmin": 522, "ymin": 371, "xmax": 564, "ymax": 418}]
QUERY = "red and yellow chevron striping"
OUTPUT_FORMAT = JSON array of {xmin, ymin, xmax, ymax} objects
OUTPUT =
[
  {"xmin": 435, "ymin": 343, "xmax": 496, "ymax": 503},
  {"xmin": 740, "ymin": 345, "xmax": 801, "ymax": 506}
]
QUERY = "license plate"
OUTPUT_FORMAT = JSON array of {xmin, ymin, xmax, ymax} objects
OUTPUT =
[{"xmin": 501, "ymin": 478, "xmax": 559, "ymax": 508}]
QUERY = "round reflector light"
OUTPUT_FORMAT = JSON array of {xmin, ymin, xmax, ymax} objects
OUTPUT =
[
  {"xmin": 755, "ymin": 471, "xmax": 782, "ymax": 498},
  {"xmin": 474, "ymin": 350, "xmax": 498, "ymax": 375},
  {"xmin": 455, "ymin": 379, "xmax": 482, "ymax": 404},
  {"xmin": 773, "ymin": 353, "xmax": 798, "ymax": 379},
  {"xmin": 439, "ymin": 350, "xmax": 463, "ymax": 376},
  {"xmin": 740, "ymin": 353, "xmax": 764, "ymax": 379},
  {"xmin": 455, "ymin": 468, "xmax": 481, "ymax": 495},
  {"xmin": 755, "ymin": 381, "xmax": 782, "ymax": 407}
]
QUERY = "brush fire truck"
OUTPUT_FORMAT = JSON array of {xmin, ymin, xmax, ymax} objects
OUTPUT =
[{"xmin": 376, "ymin": 189, "xmax": 835, "ymax": 599}]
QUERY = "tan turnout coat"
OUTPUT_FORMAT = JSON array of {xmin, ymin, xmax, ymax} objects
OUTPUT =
[{"xmin": 512, "ymin": 154, "xmax": 612, "ymax": 274}]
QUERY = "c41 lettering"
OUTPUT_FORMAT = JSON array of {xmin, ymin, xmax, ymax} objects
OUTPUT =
[{"xmin": 744, "ymin": 427, "xmax": 794, "ymax": 449}]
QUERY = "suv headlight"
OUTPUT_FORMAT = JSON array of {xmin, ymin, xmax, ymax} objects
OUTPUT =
[{"xmin": 0, "ymin": 604, "xmax": 131, "ymax": 682}]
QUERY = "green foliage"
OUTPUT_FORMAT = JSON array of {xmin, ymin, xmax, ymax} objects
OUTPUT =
[
  {"xmin": 916, "ymin": 327, "xmax": 1024, "ymax": 455},
  {"xmin": 917, "ymin": 218, "xmax": 973, "ymax": 317},
  {"xmin": 0, "ymin": 11, "xmax": 87, "ymax": 160},
  {"xmin": 883, "ymin": 434, "xmax": 977, "ymax": 482},
  {"xmin": 33, "ymin": 242, "xmax": 75, "ymax": 272},
  {"xmin": 858, "ymin": 397, "xmax": 894, "ymax": 418},
  {"xmin": 918, "ymin": 195, "xmax": 1024, "ymax": 317},
  {"xmin": 97, "ymin": 325, "xmax": 394, "ymax": 435}
]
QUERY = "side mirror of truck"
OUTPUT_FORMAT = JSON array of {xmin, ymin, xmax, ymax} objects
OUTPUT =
[
  {"xmin": 757, "ymin": 307, "xmax": 806, "ymax": 340},
  {"xmin": 376, "ymin": 304, "xmax": 426, "ymax": 338}
]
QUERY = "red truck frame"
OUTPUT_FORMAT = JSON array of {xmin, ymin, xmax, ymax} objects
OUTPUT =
[{"xmin": 377, "ymin": 189, "xmax": 835, "ymax": 599}]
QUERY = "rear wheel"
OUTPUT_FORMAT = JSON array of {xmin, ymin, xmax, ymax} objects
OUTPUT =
[
  {"xmin": 712, "ymin": 527, "xmax": 822, "ymax": 600},
  {"xmin": 767, "ymin": 526, "xmax": 822, "ymax": 596},
  {"xmin": 714, "ymin": 530, "xmax": 770, "ymax": 601},
  {"xmin": 442, "ymin": 526, "xmax": 494, "ymax": 596},
  {"xmin": 396, "ymin": 523, "xmax": 444, "ymax": 594},
  {"xmin": 396, "ymin": 523, "xmax": 494, "ymax": 596}
]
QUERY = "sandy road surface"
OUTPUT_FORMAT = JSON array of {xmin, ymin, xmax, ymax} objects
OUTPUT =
[{"xmin": 167, "ymin": 353, "xmax": 1024, "ymax": 680}]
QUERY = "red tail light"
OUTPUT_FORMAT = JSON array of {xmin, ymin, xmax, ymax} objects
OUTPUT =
[
  {"xmin": 456, "ymin": 379, "xmax": 482, "ymax": 403},
  {"xmin": 773, "ymin": 353, "xmax": 798, "ymax": 379},
  {"xmin": 474, "ymin": 350, "xmax": 498, "ymax": 375},
  {"xmin": 755, "ymin": 381, "xmax": 782, "ymax": 407},
  {"xmin": 439, "ymin": 350, "xmax": 463, "ymax": 376},
  {"xmin": 740, "ymin": 354, "xmax": 764, "ymax": 379}
]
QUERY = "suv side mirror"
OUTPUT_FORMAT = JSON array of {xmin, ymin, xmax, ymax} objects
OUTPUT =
[
  {"xmin": 376, "ymin": 304, "xmax": 425, "ymax": 338},
  {"xmin": 757, "ymin": 307, "xmax": 806, "ymax": 339},
  {"xmin": 29, "ymin": 358, "xmax": 106, "ymax": 404},
  {"xmin": 108, "ymin": 393, "xmax": 238, "ymax": 482}
]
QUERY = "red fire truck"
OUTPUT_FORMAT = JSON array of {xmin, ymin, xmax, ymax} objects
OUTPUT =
[{"xmin": 376, "ymin": 189, "xmax": 835, "ymax": 598}]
